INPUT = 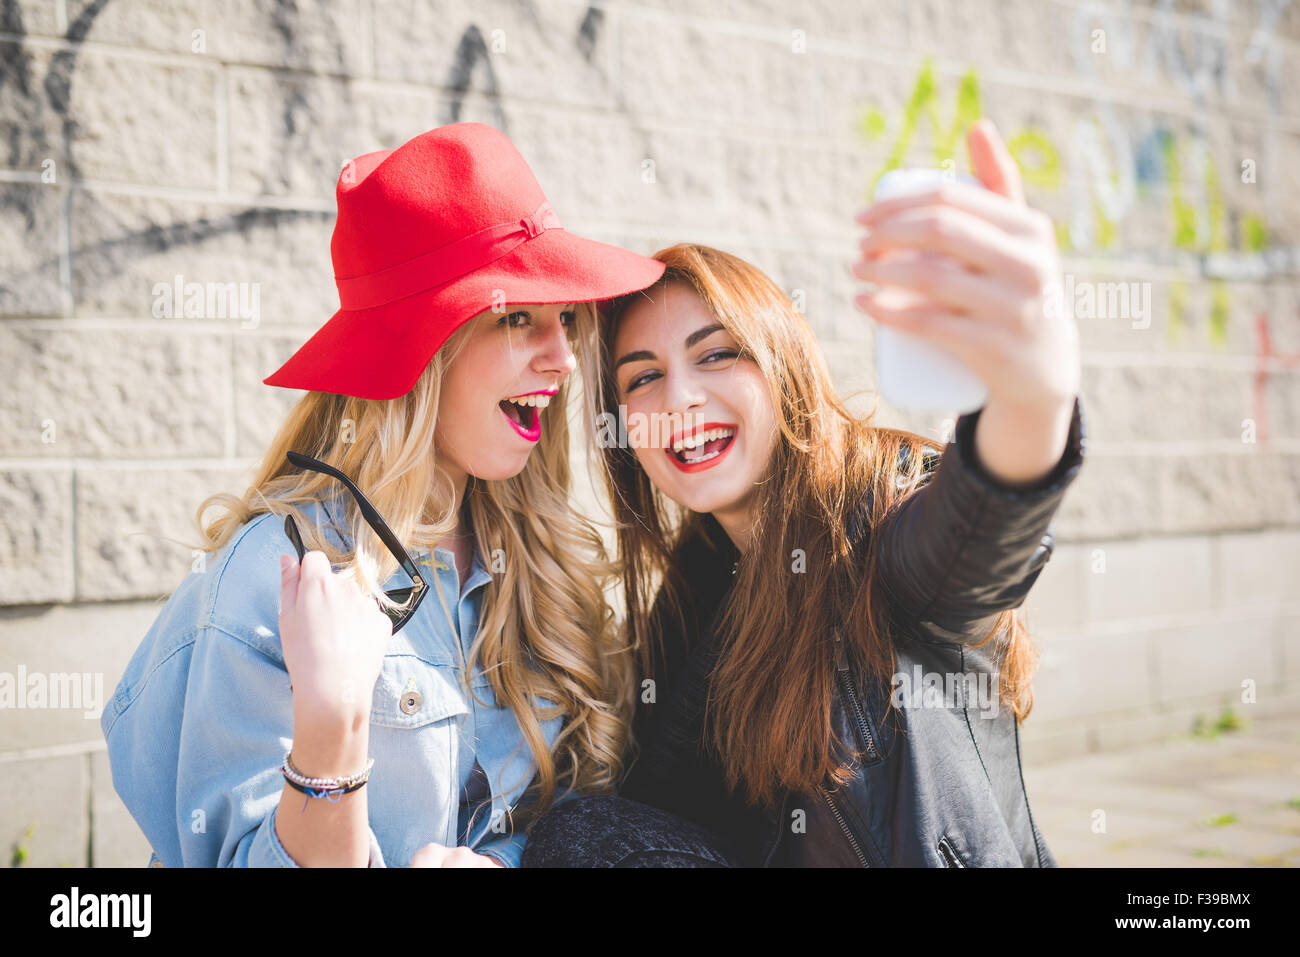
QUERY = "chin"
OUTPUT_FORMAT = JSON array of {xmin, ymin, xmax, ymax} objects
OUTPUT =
[
  {"xmin": 469, "ymin": 453, "xmax": 533, "ymax": 482},
  {"xmin": 654, "ymin": 477, "xmax": 746, "ymax": 517}
]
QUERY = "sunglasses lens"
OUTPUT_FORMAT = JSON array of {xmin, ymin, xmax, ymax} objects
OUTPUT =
[
  {"xmin": 382, "ymin": 567, "xmax": 419, "ymax": 630},
  {"xmin": 386, "ymin": 586, "xmax": 415, "ymax": 605}
]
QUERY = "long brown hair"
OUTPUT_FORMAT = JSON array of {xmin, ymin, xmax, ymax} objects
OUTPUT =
[{"xmin": 586, "ymin": 243, "xmax": 1039, "ymax": 807}]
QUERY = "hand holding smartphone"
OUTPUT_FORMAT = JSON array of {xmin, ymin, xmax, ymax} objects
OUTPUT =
[{"xmin": 866, "ymin": 168, "xmax": 989, "ymax": 414}]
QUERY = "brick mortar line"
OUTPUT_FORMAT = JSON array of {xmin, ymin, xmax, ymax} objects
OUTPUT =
[
  {"xmin": 5, "ymin": 26, "xmax": 1300, "ymax": 134},
  {"xmin": 0, "ymin": 738, "xmax": 106, "ymax": 764},
  {"xmin": 0, "ymin": 173, "xmax": 337, "ymax": 212},
  {"xmin": 1031, "ymin": 603, "xmax": 1300, "ymax": 642},
  {"xmin": 0, "ymin": 155, "xmax": 1294, "ymax": 226},
  {"xmin": 8, "ymin": 319, "xmax": 1300, "ymax": 374},
  {"xmin": 0, "ymin": 458, "xmax": 260, "ymax": 471},
  {"xmin": 1023, "ymin": 685, "xmax": 1300, "ymax": 734},
  {"xmin": 1081, "ymin": 440, "xmax": 1300, "ymax": 454},
  {"xmin": 0, "ymin": 446, "xmax": 1298, "ymax": 472}
]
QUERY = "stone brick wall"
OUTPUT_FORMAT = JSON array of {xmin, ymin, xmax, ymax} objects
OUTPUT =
[{"xmin": 1, "ymin": 0, "xmax": 1296, "ymax": 866}]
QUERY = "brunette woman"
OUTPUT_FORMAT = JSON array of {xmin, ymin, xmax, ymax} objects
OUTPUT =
[{"xmin": 523, "ymin": 120, "xmax": 1085, "ymax": 867}]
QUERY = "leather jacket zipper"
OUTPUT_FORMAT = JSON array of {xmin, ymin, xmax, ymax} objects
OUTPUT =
[
  {"xmin": 834, "ymin": 634, "xmax": 880, "ymax": 763},
  {"xmin": 938, "ymin": 835, "xmax": 966, "ymax": 868},
  {"xmin": 820, "ymin": 788, "xmax": 871, "ymax": 867}
]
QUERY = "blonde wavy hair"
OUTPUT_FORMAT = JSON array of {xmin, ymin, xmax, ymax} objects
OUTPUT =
[{"xmin": 189, "ymin": 302, "xmax": 633, "ymax": 831}]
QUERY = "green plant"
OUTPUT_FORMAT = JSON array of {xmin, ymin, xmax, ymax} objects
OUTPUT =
[
  {"xmin": 10, "ymin": 823, "xmax": 35, "ymax": 867},
  {"xmin": 1191, "ymin": 705, "xmax": 1246, "ymax": 739}
]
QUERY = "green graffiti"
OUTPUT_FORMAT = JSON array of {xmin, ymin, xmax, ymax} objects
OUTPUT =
[
  {"xmin": 1164, "ymin": 134, "xmax": 1198, "ymax": 247},
  {"xmin": 1210, "ymin": 283, "xmax": 1229, "ymax": 346},
  {"xmin": 861, "ymin": 58, "xmax": 983, "ymax": 198},
  {"xmin": 1006, "ymin": 129, "xmax": 1062, "ymax": 190},
  {"xmin": 1244, "ymin": 214, "xmax": 1268, "ymax": 252},
  {"xmin": 1169, "ymin": 281, "xmax": 1186, "ymax": 343},
  {"xmin": 860, "ymin": 107, "xmax": 887, "ymax": 140},
  {"xmin": 1094, "ymin": 197, "xmax": 1116, "ymax": 250},
  {"xmin": 1055, "ymin": 221, "xmax": 1072, "ymax": 252},
  {"xmin": 1164, "ymin": 132, "xmax": 1232, "ymax": 346}
]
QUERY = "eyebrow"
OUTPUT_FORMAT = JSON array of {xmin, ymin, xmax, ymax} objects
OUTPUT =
[
  {"xmin": 614, "ymin": 323, "xmax": 726, "ymax": 371},
  {"xmin": 506, "ymin": 304, "xmax": 578, "ymax": 314}
]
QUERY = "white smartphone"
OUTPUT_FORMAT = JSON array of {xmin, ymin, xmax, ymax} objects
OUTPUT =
[{"xmin": 868, "ymin": 167, "xmax": 989, "ymax": 414}]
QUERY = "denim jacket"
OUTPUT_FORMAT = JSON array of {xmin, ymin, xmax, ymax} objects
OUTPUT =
[{"xmin": 101, "ymin": 494, "xmax": 568, "ymax": 867}]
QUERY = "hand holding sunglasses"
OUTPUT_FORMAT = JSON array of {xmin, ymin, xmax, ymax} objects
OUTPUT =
[{"xmin": 281, "ymin": 450, "xmax": 428, "ymax": 633}]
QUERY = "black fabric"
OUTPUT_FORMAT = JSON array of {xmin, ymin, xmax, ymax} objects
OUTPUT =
[{"xmin": 520, "ymin": 795, "xmax": 740, "ymax": 868}]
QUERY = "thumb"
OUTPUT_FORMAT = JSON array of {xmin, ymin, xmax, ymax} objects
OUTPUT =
[
  {"xmin": 280, "ymin": 552, "xmax": 300, "ymax": 610},
  {"xmin": 967, "ymin": 118, "xmax": 1025, "ymax": 206}
]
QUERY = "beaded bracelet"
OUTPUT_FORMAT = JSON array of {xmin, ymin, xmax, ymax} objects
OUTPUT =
[
  {"xmin": 281, "ymin": 750, "xmax": 375, "ymax": 813},
  {"xmin": 282, "ymin": 749, "xmax": 374, "ymax": 790},
  {"xmin": 283, "ymin": 775, "xmax": 368, "ymax": 801}
]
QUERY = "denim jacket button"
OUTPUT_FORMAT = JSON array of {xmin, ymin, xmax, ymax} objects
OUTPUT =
[{"xmin": 399, "ymin": 689, "xmax": 423, "ymax": 715}]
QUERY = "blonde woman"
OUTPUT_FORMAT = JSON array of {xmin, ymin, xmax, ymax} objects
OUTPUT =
[
  {"xmin": 100, "ymin": 123, "xmax": 665, "ymax": 867},
  {"xmin": 523, "ymin": 121, "xmax": 1086, "ymax": 867}
]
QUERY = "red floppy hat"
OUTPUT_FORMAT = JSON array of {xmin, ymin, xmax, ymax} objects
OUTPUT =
[{"xmin": 263, "ymin": 122, "xmax": 666, "ymax": 401}]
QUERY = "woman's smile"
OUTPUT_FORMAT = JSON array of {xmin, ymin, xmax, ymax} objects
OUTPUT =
[
  {"xmin": 666, "ymin": 422, "xmax": 738, "ymax": 472},
  {"xmin": 498, "ymin": 389, "xmax": 557, "ymax": 444}
]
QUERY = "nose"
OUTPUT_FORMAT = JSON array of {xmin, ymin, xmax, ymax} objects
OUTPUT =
[
  {"xmin": 532, "ymin": 314, "xmax": 577, "ymax": 380},
  {"xmin": 660, "ymin": 361, "xmax": 707, "ymax": 418}
]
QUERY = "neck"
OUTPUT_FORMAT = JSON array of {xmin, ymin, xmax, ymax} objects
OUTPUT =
[
  {"xmin": 710, "ymin": 503, "xmax": 753, "ymax": 555},
  {"xmin": 434, "ymin": 454, "xmax": 471, "ymax": 553}
]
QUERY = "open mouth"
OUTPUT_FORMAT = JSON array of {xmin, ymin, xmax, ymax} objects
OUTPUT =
[
  {"xmin": 666, "ymin": 425, "xmax": 736, "ymax": 472},
  {"xmin": 498, "ymin": 391, "xmax": 552, "ymax": 443}
]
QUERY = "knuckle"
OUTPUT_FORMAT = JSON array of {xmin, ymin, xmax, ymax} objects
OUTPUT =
[{"xmin": 928, "ymin": 213, "xmax": 956, "ymax": 244}]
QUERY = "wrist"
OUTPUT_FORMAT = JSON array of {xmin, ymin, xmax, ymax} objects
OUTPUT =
[
  {"xmin": 290, "ymin": 717, "xmax": 370, "ymax": 779},
  {"xmin": 971, "ymin": 395, "xmax": 1076, "ymax": 489}
]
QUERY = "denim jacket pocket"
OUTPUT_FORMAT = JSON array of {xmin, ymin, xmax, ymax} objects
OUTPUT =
[{"xmin": 369, "ymin": 656, "xmax": 469, "ymax": 729}]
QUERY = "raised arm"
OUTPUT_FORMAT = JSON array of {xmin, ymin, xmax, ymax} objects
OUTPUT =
[
  {"xmin": 873, "ymin": 394, "xmax": 1085, "ymax": 645},
  {"xmin": 851, "ymin": 119, "xmax": 1085, "ymax": 645}
]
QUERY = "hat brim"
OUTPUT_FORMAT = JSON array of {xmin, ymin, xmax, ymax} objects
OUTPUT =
[{"xmin": 262, "ymin": 228, "xmax": 667, "ymax": 401}]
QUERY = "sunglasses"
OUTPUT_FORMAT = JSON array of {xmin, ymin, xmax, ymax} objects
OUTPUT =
[{"xmin": 281, "ymin": 450, "xmax": 428, "ymax": 634}]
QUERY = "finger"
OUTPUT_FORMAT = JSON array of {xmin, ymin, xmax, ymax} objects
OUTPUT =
[
  {"xmin": 851, "ymin": 251, "xmax": 1024, "ymax": 328},
  {"xmin": 410, "ymin": 843, "xmax": 450, "ymax": 867},
  {"xmin": 856, "ymin": 291, "xmax": 997, "ymax": 375},
  {"xmin": 297, "ymin": 550, "xmax": 332, "ymax": 606},
  {"xmin": 279, "ymin": 553, "xmax": 300, "ymax": 611},
  {"xmin": 967, "ymin": 118, "xmax": 1025, "ymax": 206},
  {"xmin": 858, "ymin": 206, "xmax": 1044, "ymax": 291},
  {"xmin": 855, "ymin": 181, "xmax": 1046, "ymax": 239}
]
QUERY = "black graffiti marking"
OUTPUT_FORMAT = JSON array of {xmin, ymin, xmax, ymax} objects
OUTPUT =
[
  {"xmin": 1, "ymin": 0, "xmax": 652, "ymax": 313},
  {"xmin": 443, "ymin": 24, "xmax": 507, "ymax": 130}
]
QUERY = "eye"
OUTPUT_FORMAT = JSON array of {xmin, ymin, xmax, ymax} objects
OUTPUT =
[
  {"xmin": 702, "ymin": 349, "xmax": 738, "ymax": 364},
  {"xmin": 560, "ymin": 309, "xmax": 578, "ymax": 327},
  {"xmin": 497, "ymin": 310, "xmax": 530, "ymax": 328},
  {"xmin": 624, "ymin": 369, "xmax": 660, "ymax": 393}
]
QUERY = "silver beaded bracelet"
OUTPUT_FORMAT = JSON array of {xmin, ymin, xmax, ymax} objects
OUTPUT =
[{"xmin": 281, "ymin": 749, "xmax": 375, "ymax": 791}]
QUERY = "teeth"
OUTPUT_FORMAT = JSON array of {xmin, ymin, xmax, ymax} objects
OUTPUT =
[
  {"xmin": 506, "ymin": 394, "xmax": 551, "ymax": 408},
  {"xmin": 670, "ymin": 427, "xmax": 735, "ymax": 453}
]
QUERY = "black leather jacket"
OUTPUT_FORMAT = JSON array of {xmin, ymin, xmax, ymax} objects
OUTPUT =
[{"xmin": 621, "ymin": 396, "xmax": 1087, "ymax": 867}]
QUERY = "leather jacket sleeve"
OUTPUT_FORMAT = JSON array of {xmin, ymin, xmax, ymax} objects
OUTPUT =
[{"xmin": 874, "ymin": 395, "xmax": 1087, "ymax": 646}]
